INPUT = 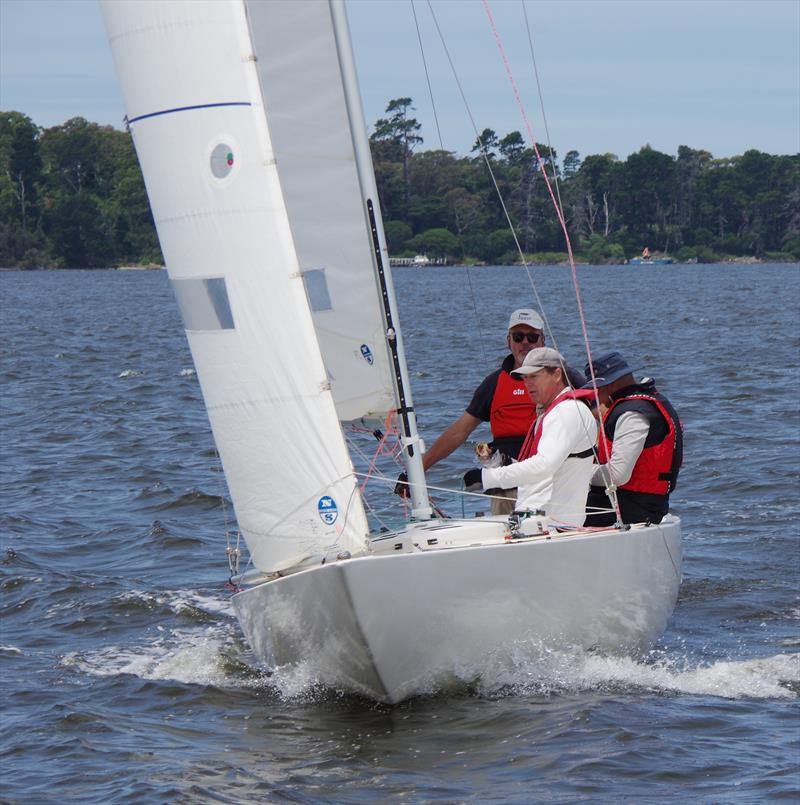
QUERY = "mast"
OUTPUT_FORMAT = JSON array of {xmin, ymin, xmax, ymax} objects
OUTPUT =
[{"xmin": 329, "ymin": 0, "xmax": 432, "ymax": 520}]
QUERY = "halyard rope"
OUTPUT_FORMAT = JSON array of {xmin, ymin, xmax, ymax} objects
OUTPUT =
[
  {"xmin": 412, "ymin": 0, "xmax": 623, "ymax": 522},
  {"xmin": 481, "ymin": 0, "xmax": 623, "ymax": 523},
  {"xmin": 412, "ymin": 0, "xmax": 489, "ymax": 367}
]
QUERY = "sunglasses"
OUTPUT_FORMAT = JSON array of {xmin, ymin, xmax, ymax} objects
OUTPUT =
[{"xmin": 511, "ymin": 331, "xmax": 543, "ymax": 344}]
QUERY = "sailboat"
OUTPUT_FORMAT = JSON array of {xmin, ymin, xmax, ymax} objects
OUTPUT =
[{"xmin": 101, "ymin": 0, "xmax": 682, "ymax": 703}]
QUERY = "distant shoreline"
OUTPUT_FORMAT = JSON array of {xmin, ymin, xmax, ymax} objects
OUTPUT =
[{"xmin": 2, "ymin": 257, "xmax": 798, "ymax": 272}]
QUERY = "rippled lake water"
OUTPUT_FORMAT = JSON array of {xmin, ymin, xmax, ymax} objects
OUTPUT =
[{"xmin": 2, "ymin": 264, "xmax": 799, "ymax": 803}]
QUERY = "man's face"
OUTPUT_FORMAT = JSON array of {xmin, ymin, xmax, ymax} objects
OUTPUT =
[
  {"xmin": 598, "ymin": 385, "xmax": 613, "ymax": 406},
  {"xmin": 508, "ymin": 326, "xmax": 544, "ymax": 368},
  {"xmin": 522, "ymin": 367, "xmax": 564, "ymax": 408},
  {"xmin": 584, "ymin": 384, "xmax": 612, "ymax": 419}
]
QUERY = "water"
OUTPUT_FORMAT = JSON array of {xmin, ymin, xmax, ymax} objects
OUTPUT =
[{"xmin": 2, "ymin": 264, "xmax": 799, "ymax": 803}]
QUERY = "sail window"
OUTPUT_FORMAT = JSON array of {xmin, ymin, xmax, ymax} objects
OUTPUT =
[
  {"xmin": 210, "ymin": 143, "xmax": 235, "ymax": 179},
  {"xmin": 171, "ymin": 277, "xmax": 235, "ymax": 331},
  {"xmin": 302, "ymin": 269, "xmax": 333, "ymax": 312}
]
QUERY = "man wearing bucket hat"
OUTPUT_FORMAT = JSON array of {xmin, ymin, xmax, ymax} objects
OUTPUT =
[
  {"xmin": 397, "ymin": 309, "xmax": 584, "ymax": 515},
  {"xmin": 582, "ymin": 352, "xmax": 683, "ymax": 526},
  {"xmin": 480, "ymin": 347, "xmax": 598, "ymax": 526}
]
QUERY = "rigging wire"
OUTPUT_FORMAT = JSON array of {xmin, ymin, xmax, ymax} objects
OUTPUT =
[
  {"xmin": 353, "ymin": 470, "xmax": 616, "ymax": 523},
  {"xmin": 348, "ymin": 416, "xmax": 451, "ymax": 520},
  {"xmin": 412, "ymin": 0, "xmax": 444, "ymax": 151},
  {"xmin": 411, "ymin": 0, "xmax": 488, "ymax": 368},
  {"xmin": 521, "ymin": 0, "xmax": 566, "ymax": 220},
  {"xmin": 424, "ymin": 0, "xmax": 555, "ymax": 350},
  {"xmin": 215, "ymin": 448, "xmax": 241, "ymax": 578},
  {"xmin": 481, "ymin": 0, "xmax": 622, "ymax": 522},
  {"xmin": 356, "ymin": 411, "xmax": 400, "ymax": 494},
  {"xmin": 413, "ymin": 5, "xmax": 612, "ymax": 522},
  {"xmin": 420, "ymin": 0, "xmax": 621, "ymax": 522}
]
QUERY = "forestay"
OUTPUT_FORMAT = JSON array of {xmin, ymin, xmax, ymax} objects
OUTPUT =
[{"xmin": 101, "ymin": 0, "xmax": 400, "ymax": 572}]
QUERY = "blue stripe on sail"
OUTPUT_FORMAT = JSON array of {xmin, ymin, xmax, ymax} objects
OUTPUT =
[{"xmin": 127, "ymin": 102, "xmax": 252, "ymax": 125}]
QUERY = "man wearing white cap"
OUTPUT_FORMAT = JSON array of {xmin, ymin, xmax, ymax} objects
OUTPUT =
[
  {"xmin": 406, "ymin": 309, "xmax": 544, "ymax": 514},
  {"xmin": 480, "ymin": 347, "xmax": 597, "ymax": 526}
]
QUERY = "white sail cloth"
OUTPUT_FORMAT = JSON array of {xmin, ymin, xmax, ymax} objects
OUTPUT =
[{"xmin": 101, "ymin": 0, "xmax": 399, "ymax": 571}]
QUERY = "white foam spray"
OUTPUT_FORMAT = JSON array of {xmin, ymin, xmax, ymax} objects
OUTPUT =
[
  {"xmin": 63, "ymin": 588, "xmax": 800, "ymax": 703},
  {"xmin": 474, "ymin": 645, "xmax": 799, "ymax": 701}
]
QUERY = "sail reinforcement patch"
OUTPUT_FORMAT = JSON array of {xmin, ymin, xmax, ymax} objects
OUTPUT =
[
  {"xmin": 302, "ymin": 269, "xmax": 333, "ymax": 312},
  {"xmin": 171, "ymin": 277, "xmax": 235, "ymax": 331}
]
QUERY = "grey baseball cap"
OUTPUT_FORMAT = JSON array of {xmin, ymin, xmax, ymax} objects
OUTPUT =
[{"xmin": 510, "ymin": 347, "xmax": 564, "ymax": 378}]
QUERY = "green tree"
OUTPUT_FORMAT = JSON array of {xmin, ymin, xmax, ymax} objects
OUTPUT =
[
  {"xmin": 383, "ymin": 220, "xmax": 412, "ymax": 254},
  {"xmin": 371, "ymin": 98, "xmax": 422, "ymax": 217},
  {"xmin": 34, "ymin": 117, "xmax": 161, "ymax": 266},
  {"xmin": 498, "ymin": 131, "xmax": 526, "ymax": 164},
  {"xmin": 672, "ymin": 146, "xmax": 711, "ymax": 248},
  {"xmin": 471, "ymin": 128, "xmax": 499, "ymax": 159},
  {"xmin": 0, "ymin": 112, "xmax": 44, "ymax": 265},
  {"xmin": 620, "ymin": 145, "xmax": 675, "ymax": 249},
  {"xmin": 484, "ymin": 229, "xmax": 518, "ymax": 263},
  {"xmin": 405, "ymin": 227, "xmax": 458, "ymax": 258},
  {"xmin": 42, "ymin": 191, "xmax": 109, "ymax": 267},
  {"xmin": 562, "ymin": 150, "xmax": 581, "ymax": 179},
  {"xmin": 0, "ymin": 112, "xmax": 42, "ymax": 229},
  {"xmin": 581, "ymin": 233, "xmax": 625, "ymax": 264},
  {"xmin": 444, "ymin": 186, "xmax": 484, "ymax": 243},
  {"xmin": 568, "ymin": 153, "xmax": 620, "ymax": 239}
]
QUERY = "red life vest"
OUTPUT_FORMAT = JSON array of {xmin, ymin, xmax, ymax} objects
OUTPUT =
[
  {"xmin": 517, "ymin": 389, "xmax": 596, "ymax": 461},
  {"xmin": 489, "ymin": 370, "xmax": 535, "ymax": 440},
  {"xmin": 597, "ymin": 391, "xmax": 682, "ymax": 495}
]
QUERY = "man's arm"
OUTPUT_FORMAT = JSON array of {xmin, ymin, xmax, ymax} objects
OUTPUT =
[
  {"xmin": 422, "ymin": 412, "xmax": 482, "ymax": 471},
  {"xmin": 591, "ymin": 411, "xmax": 648, "ymax": 487},
  {"xmin": 483, "ymin": 402, "xmax": 594, "ymax": 489}
]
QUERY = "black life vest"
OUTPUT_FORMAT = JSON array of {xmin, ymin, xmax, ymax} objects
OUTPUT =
[{"xmin": 597, "ymin": 383, "xmax": 682, "ymax": 495}]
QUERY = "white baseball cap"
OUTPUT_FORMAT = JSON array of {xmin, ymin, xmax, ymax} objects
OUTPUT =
[{"xmin": 508, "ymin": 308, "xmax": 544, "ymax": 331}]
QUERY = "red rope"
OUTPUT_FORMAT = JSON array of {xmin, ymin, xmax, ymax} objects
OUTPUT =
[
  {"xmin": 359, "ymin": 410, "xmax": 400, "ymax": 494},
  {"xmin": 481, "ymin": 0, "xmax": 620, "ymax": 518}
]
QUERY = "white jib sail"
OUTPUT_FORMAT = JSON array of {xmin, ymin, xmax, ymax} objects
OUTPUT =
[{"xmin": 101, "ymin": 0, "xmax": 397, "ymax": 572}]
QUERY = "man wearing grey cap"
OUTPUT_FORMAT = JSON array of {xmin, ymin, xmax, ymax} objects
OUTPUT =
[
  {"xmin": 480, "ymin": 347, "xmax": 597, "ymax": 526},
  {"xmin": 401, "ymin": 309, "xmax": 542, "ymax": 514}
]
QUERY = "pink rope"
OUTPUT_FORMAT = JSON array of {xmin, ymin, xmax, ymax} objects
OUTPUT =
[
  {"xmin": 359, "ymin": 411, "xmax": 399, "ymax": 494},
  {"xmin": 481, "ymin": 0, "xmax": 620, "ymax": 519}
]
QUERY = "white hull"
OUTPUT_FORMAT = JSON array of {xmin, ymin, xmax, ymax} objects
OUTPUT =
[{"xmin": 233, "ymin": 515, "xmax": 682, "ymax": 703}]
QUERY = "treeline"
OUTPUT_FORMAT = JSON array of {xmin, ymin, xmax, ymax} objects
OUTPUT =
[
  {"xmin": 0, "ymin": 112, "xmax": 160, "ymax": 268},
  {"xmin": 1, "ymin": 106, "xmax": 798, "ymax": 269},
  {"xmin": 371, "ymin": 99, "xmax": 800, "ymax": 264}
]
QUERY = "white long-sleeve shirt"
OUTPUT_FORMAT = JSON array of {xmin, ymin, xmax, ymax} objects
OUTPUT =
[
  {"xmin": 591, "ymin": 411, "xmax": 649, "ymax": 488},
  {"xmin": 482, "ymin": 389, "xmax": 598, "ymax": 526}
]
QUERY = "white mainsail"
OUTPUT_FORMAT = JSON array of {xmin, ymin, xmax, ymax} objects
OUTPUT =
[{"xmin": 101, "ymin": 0, "xmax": 412, "ymax": 572}]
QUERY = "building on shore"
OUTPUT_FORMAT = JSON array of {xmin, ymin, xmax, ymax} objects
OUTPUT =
[{"xmin": 388, "ymin": 254, "xmax": 448, "ymax": 267}]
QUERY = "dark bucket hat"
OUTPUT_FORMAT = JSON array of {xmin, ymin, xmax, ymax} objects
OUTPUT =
[{"xmin": 582, "ymin": 351, "xmax": 634, "ymax": 388}]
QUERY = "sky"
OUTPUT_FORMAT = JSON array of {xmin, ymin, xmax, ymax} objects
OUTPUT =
[{"xmin": 1, "ymin": 0, "xmax": 798, "ymax": 161}]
